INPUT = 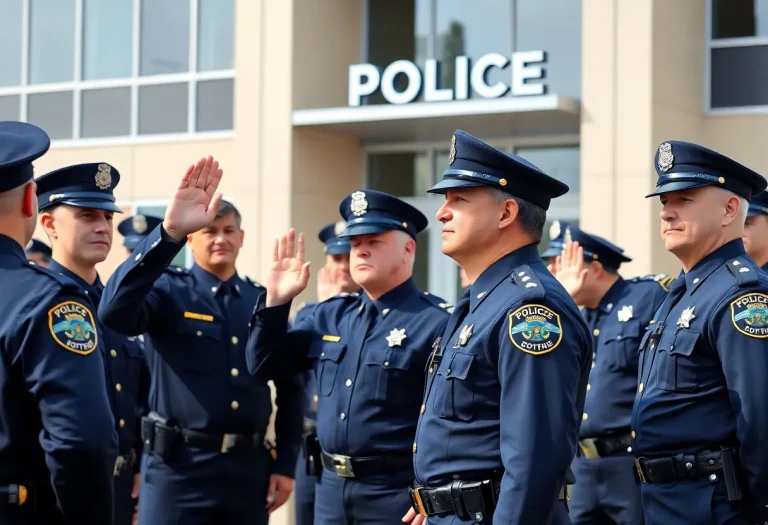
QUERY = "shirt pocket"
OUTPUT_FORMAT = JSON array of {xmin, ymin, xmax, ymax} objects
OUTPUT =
[
  {"xmin": 362, "ymin": 346, "xmax": 414, "ymax": 405},
  {"xmin": 315, "ymin": 341, "xmax": 346, "ymax": 397},
  {"xmin": 432, "ymin": 351, "xmax": 475, "ymax": 422},
  {"xmin": 600, "ymin": 319, "xmax": 642, "ymax": 372},
  {"xmin": 177, "ymin": 319, "xmax": 223, "ymax": 342},
  {"xmin": 658, "ymin": 329, "xmax": 700, "ymax": 393}
]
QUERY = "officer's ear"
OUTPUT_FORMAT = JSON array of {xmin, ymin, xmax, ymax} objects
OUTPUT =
[
  {"xmin": 498, "ymin": 198, "xmax": 519, "ymax": 230},
  {"xmin": 39, "ymin": 209, "xmax": 57, "ymax": 241},
  {"xmin": 21, "ymin": 182, "xmax": 36, "ymax": 218},
  {"xmin": 722, "ymin": 192, "xmax": 742, "ymax": 226}
]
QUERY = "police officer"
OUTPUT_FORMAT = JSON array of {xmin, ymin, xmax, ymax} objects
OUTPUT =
[
  {"xmin": 98, "ymin": 157, "xmax": 303, "ymax": 525},
  {"xmin": 118, "ymin": 214, "xmax": 163, "ymax": 257},
  {"xmin": 743, "ymin": 191, "xmax": 768, "ymax": 272},
  {"xmin": 404, "ymin": 130, "xmax": 592, "ymax": 525},
  {"xmin": 0, "ymin": 121, "xmax": 117, "ymax": 524},
  {"xmin": 632, "ymin": 141, "xmax": 768, "ymax": 524},
  {"xmin": 293, "ymin": 220, "xmax": 358, "ymax": 525},
  {"xmin": 542, "ymin": 220, "xmax": 627, "ymax": 270},
  {"xmin": 35, "ymin": 163, "xmax": 151, "ymax": 525},
  {"xmin": 246, "ymin": 190, "xmax": 452, "ymax": 525},
  {"xmin": 24, "ymin": 237, "xmax": 52, "ymax": 267},
  {"xmin": 546, "ymin": 223, "xmax": 671, "ymax": 525}
]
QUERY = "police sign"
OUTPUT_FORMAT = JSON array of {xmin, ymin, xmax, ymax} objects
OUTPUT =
[{"xmin": 348, "ymin": 50, "xmax": 548, "ymax": 106}]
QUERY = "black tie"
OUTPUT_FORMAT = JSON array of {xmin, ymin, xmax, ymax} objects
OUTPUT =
[
  {"xmin": 442, "ymin": 289, "xmax": 472, "ymax": 343},
  {"xmin": 216, "ymin": 282, "xmax": 233, "ymax": 316}
]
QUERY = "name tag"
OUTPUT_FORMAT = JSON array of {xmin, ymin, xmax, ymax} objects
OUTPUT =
[
  {"xmin": 322, "ymin": 335, "xmax": 341, "ymax": 342},
  {"xmin": 184, "ymin": 311, "xmax": 214, "ymax": 322}
]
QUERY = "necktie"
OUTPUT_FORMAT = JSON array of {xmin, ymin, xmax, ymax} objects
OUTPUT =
[
  {"xmin": 442, "ymin": 289, "xmax": 472, "ymax": 343},
  {"xmin": 216, "ymin": 282, "xmax": 232, "ymax": 316}
]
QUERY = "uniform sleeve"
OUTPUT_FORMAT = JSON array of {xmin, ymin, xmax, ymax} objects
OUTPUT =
[
  {"xmin": 133, "ymin": 340, "xmax": 151, "ymax": 472},
  {"xmin": 20, "ymin": 290, "xmax": 118, "ymax": 524},
  {"xmin": 491, "ymin": 297, "xmax": 590, "ymax": 524},
  {"xmin": 245, "ymin": 294, "xmax": 315, "ymax": 378},
  {"xmin": 711, "ymin": 290, "xmax": 768, "ymax": 523},
  {"xmin": 271, "ymin": 373, "xmax": 304, "ymax": 478},
  {"xmin": 98, "ymin": 224, "xmax": 183, "ymax": 335}
]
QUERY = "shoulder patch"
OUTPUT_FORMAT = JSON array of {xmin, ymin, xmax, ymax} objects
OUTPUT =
[
  {"xmin": 730, "ymin": 293, "xmax": 768, "ymax": 338},
  {"xmin": 48, "ymin": 301, "xmax": 98, "ymax": 355},
  {"xmin": 508, "ymin": 303, "xmax": 562, "ymax": 355},
  {"xmin": 165, "ymin": 265, "xmax": 190, "ymax": 276},
  {"xmin": 419, "ymin": 292, "xmax": 453, "ymax": 314},
  {"xmin": 726, "ymin": 258, "xmax": 759, "ymax": 287},
  {"xmin": 511, "ymin": 265, "xmax": 545, "ymax": 300}
]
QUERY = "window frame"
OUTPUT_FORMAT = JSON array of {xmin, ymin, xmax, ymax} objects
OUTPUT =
[
  {"xmin": 705, "ymin": 0, "xmax": 768, "ymax": 115},
  {"xmin": 0, "ymin": 0, "xmax": 235, "ymax": 146}
]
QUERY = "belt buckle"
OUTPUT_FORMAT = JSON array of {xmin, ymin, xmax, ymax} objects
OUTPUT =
[
  {"xmin": 332, "ymin": 454, "xmax": 355, "ymax": 478},
  {"xmin": 221, "ymin": 433, "xmax": 239, "ymax": 453},
  {"xmin": 114, "ymin": 455, "xmax": 125, "ymax": 477},
  {"xmin": 579, "ymin": 438, "xmax": 600, "ymax": 459},
  {"xmin": 410, "ymin": 487, "xmax": 428, "ymax": 517},
  {"xmin": 634, "ymin": 457, "xmax": 648, "ymax": 483}
]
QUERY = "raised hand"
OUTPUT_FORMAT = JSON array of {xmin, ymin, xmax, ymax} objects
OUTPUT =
[
  {"xmin": 265, "ymin": 229, "xmax": 311, "ymax": 307},
  {"xmin": 554, "ymin": 241, "xmax": 589, "ymax": 301},
  {"xmin": 163, "ymin": 156, "xmax": 224, "ymax": 241}
]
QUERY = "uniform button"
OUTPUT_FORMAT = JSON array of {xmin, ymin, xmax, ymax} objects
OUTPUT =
[
  {"xmin": 420, "ymin": 404, "xmax": 425, "ymax": 414},
  {"xmin": 231, "ymin": 336, "xmax": 238, "ymax": 345},
  {"xmin": 591, "ymin": 362, "xmax": 595, "ymax": 369},
  {"xmin": 345, "ymin": 379, "xmax": 352, "ymax": 387},
  {"xmin": 693, "ymin": 278, "xmax": 700, "ymax": 284},
  {"xmin": 211, "ymin": 286, "xmax": 218, "ymax": 293},
  {"xmin": 134, "ymin": 253, "xmax": 142, "ymax": 261},
  {"xmin": 446, "ymin": 368, "xmax": 451, "ymax": 374},
  {"xmin": 631, "ymin": 430, "xmax": 636, "ymax": 439},
  {"xmin": 313, "ymin": 395, "xmax": 318, "ymax": 402},
  {"xmin": 231, "ymin": 368, "xmax": 239, "ymax": 377},
  {"xmin": 592, "ymin": 328, "xmax": 600, "ymax": 336},
  {"xmin": 586, "ymin": 384, "xmax": 591, "ymax": 392},
  {"xmin": 196, "ymin": 331, "xmax": 203, "ymax": 337},
  {"xmin": 110, "ymin": 349, "xmax": 117, "ymax": 357},
  {"xmin": 582, "ymin": 413, "xmax": 588, "ymax": 421},
  {"xmin": 413, "ymin": 442, "xmax": 417, "ymax": 453},
  {"xmin": 115, "ymin": 383, "xmax": 122, "ymax": 392},
  {"xmin": 638, "ymin": 383, "xmax": 644, "ymax": 393},
  {"xmin": 384, "ymin": 361, "xmax": 390, "ymax": 367},
  {"xmin": 382, "ymin": 308, "xmax": 390, "ymax": 317},
  {"xmin": 119, "ymin": 419, "xmax": 125, "ymax": 428},
  {"xmin": 340, "ymin": 413, "xmax": 346, "ymax": 420},
  {"xmin": 429, "ymin": 367, "xmax": 434, "ymax": 374},
  {"xmin": 231, "ymin": 401, "xmax": 239, "ymax": 410},
  {"xmin": 321, "ymin": 352, "xmax": 326, "ymax": 357}
]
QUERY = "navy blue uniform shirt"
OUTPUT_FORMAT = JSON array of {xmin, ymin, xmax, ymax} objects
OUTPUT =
[
  {"xmin": 294, "ymin": 302, "xmax": 319, "ymax": 423},
  {"xmin": 413, "ymin": 245, "xmax": 592, "ymax": 524},
  {"xmin": 47, "ymin": 260, "xmax": 149, "ymax": 466},
  {"xmin": 0, "ymin": 235, "xmax": 117, "ymax": 524},
  {"xmin": 246, "ymin": 278, "xmax": 451, "ymax": 458},
  {"xmin": 631, "ymin": 239, "xmax": 768, "ymax": 522},
  {"xmin": 581, "ymin": 275, "xmax": 671, "ymax": 439},
  {"xmin": 98, "ymin": 225, "xmax": 303, "ymax": 477}
]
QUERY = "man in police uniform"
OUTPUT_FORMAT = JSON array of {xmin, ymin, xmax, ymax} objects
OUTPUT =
[
  {"xmin": 118, "ymin": 214, "xmax": 163, "ymax": 257},
  {"xmin": 0, "ymin": 121, "xmax": 117, "ymax": 524},
  {"xmin": 546, "ymin": 223, "xmax": 671, "ymax": 524},
  {"xmin": 98, "ymin": 159, "xmax": 303, "ymax": 525},
  {"xmin": 24, "ymin": 237, "xmax": 51, "ymax": 266},
  {"xmin": 35, "ymin": 163, "xmax": 151, "ymax": 525},
  {"xmin": 632, "ymin": 140, "xmax": 768, "ymax": 524},
  {"xmin": 245, "ymin": 190, "xmax": 452, "ymax": 525},
  {"xmin": 404, "ymin": 130, "xmax": 592, "ymax": 524},
  {"xmin": 293, "ymin": 220, "xmax": 358, "ymax": 525},
  {"xmin": 743, "ymin": 190, "xmax": 768, "ymax": 272}
]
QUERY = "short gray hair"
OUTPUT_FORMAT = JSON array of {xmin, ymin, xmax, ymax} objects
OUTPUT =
[
  {"xmin": 217, "ymin": 199, "xmax": 241, "ymax": 228},
  {"xmin": 487, "ymin": 188, "xmax": 547, "ymax": 242}
]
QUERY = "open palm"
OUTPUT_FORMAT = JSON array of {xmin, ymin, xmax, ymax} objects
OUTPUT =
[
  {"xmin": 265, "ymin": 228, "xmax": 311, "ymax": 307},
  {"xmin": 163, "ymin": 156, "xmax": 224, "ymax": 241},
  {"xmin": 554, "ymin": 241, "xmax": 588, "ymax": 300}
]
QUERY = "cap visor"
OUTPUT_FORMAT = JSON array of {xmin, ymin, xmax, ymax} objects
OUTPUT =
[
  {"xmin": 541, "ymin": 247, "xmax": 562, "ymax": 258},
  {"xmin": 337, "ymin": 224, "xmax": 393, "ymax": 238},
  {"xmin": 427, "ymin": 178, "xmax": 484, "ymax": 194},
  {"xmin": 43, "ymin": 199, "xmax": 123, "ymax": 213},
  {"xmin": 325, "ymin": 244, "xmax": 351, "ymax": 255},
  {"xmin": 645, "ymin": 180, "xmax": 711, "ymax": 198}
]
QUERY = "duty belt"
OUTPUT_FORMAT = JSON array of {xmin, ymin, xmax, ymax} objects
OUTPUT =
[
  {"xmin": 141, "ymin": 414, "xmax": 263, "ymax": 455},
  {"xmin": 409, "ymin": 477, "xmax": 569, "ymax": 521},
  {"xmin": 320, "ymin": 449, "xmax": 412, "ymax": 479},
  {"xmin": 579, "ymin": 433, "xmax": 632, "ymax": 459}
]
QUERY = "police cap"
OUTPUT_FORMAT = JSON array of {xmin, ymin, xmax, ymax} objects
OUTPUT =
[
  {"xmin": 36, "ymin": 162, "xmax": 122, "ymax": 212},
  {"xmin": 319, "ymin": 221, "xmax": 351, "ymax": 255},
  {"xmin": 0, "ymin": 121, "xmax": 50, "ymax": 192},
  {"xmin": 338, "ymin": 190, "xmax": 428, "ymax": 240}
]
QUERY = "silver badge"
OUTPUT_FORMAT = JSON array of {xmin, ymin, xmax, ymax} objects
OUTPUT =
[
  {"xmin": 657, "ymin": 143, "xmax": 674, "ymax": 173},
  {"xmin": 456, "ymin": 324, "xmax": 474, "ymax": 347},
  {"xmin": 334, "ymin": 220, "xmax": 347, "ymax": 236},
  {"xmin": 350, "ymin": 191, "xmax": 368, "ymax": 217},
  {"xmin": 386, "ymin": 328, "xmax": 407, "ymax": 347},
  {"xmin": 132, "ymin": 215, "xmax": 147, "ymax": 234},
  {"xmin": 677, "ymin": 306, "xmax": 696, "ymax": 329},
  {"xmin": 449, "ymin": 134, "xmax": 457, "ymax": 165},
  {"xmin": 617, "ymin": 305, "xmax": 633, "ymax": 323},
  {"xmin": 549, "ymin": 220, "xmax": 561, "ymax": 240},
  {"xmin": 95, "ymin": 163, "xmax": 112, "ymax": 190}
]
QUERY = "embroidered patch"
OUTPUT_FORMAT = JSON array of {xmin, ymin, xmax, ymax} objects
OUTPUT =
[
  {"xmin": 508, "ymin": 304, "xmax": 563, "ymax": 355},
  {"xmin": 48, "ymin": 301, "xmax": 98, "ymax": 355},
  {"xmin": 731, "ymin": 293, "xmax": 768, "ymax": 338}
]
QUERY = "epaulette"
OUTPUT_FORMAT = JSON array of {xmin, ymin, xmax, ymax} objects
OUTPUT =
[
  {"xmin": 165, "ymin": 265, "xmax": 191, "ymax": 276},
  {"xmin": 245, "ymin": 276, "xmax": 264, "ymax": 289},
  {"xmin": 26, "ymin": 261, "xmax": 81, "ymax": 289},
  {"xmin": 419, "ymin": 291, "xmax": 454, "ymax": 314},
  {"xmin": 511, "ymin": 264, "xmax": 545, "ymax": 300},
  {"xmin": 726, "ymin": 258, "xmax": 759, "ymax": 287},
  {"xmin": 631, "ymin": 273, "xmax": 675, "ymax": 292}
]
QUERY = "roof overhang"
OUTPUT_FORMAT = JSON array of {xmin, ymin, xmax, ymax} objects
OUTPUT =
[{"xmin": 292, "ymin": 94, "xmax": 580, "ymax": 143}]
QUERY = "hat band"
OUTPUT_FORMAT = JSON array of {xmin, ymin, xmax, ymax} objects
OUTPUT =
[
  {"xmin": 750, "ymin": 204, "xmax": 768, "ymax": 216},
  {"xmin": 45, "ymin": 191, "xmax": 117, "ymax": 205},
  {"xmin": 348, "ymin": 216, "xmax": 411, "ymax": 231},
  {"xmin": 655, "ymin": 171, "xmax": 750, "ymax": 197},
  {"xmin": 442, "ymin": 168, "xmax": 507, "ymax": 188}
]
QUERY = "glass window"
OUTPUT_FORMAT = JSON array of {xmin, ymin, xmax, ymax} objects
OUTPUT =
[
  {"xmin": 367, "ymin": 152, "xmax": 431, "ymax": 197},
  {"xmin": 196, "ymin": 79, "xmax": 234, "ymax": 131},
  {"xmin": 198, "ymin": 0, "xmax": 235, "ymax": 71},
  {"xmin": 81, "ymin": 87, "xmax": 131, "ymax": 138},
  {"xmin": 712, "ymin": 0, "xmax": 768, "ymax": 39},
  {"xmin": 29, "ymin": 0, "xmax": 76, "ymax": 84},
  {"xmin": 140, "ymin": 0, "xmax": 190, "ymax": 76},
  {"xmin": 515, "ymin": 0, "xmax": 581, "ymax": 98},
  {"xmin": 82, "ymin": 0, "xmax": 133, "ymax": 80},
  {"xmin": 710, "ymin": 45, "xmax": 768, "ymax": 108},
  {"xmin": 0, "ymin": 0, "xmax": 23, "ymax": 87},
  {"xmin": 515, "ymin": 146, "xmax": 580, "ymax": 192},
  {"xmin": 0, "ymin": 96, "xmax": 21, "ymax": 121},
  {"xmin": 135, "ymin": 205, "xmax": 188, "ymax": 267},
  {"xmin": 138, "ymin": 83, "xmax": 189, "ymax": 134},
  {"xmin": 27, "ymin": 91, "xmax": 73, "ymax": 140}
]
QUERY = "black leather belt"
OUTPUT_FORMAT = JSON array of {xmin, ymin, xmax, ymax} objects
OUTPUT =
[
  {"xmin": 141, "ymin": 414, "xmax": 263, "ymax": 455},
  {"xmin": 633, "ymin": 449, "xmax": 732, "ymax": 484},
  {"xmin": 181, "ymin": 428, "xmax": 262, "ymax": 453},
  {"xmin": 579, "ymin": 433, "xmax": 632, "ymax": 459},
  {"xmin": 320, "ymin": 449, "xmax": 412, "ymax": 479}
]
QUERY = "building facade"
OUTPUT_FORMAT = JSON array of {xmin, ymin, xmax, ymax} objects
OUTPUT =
[{"xmin": 3, "ymin": 0, "xmax": 768, "ymax": 521}]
